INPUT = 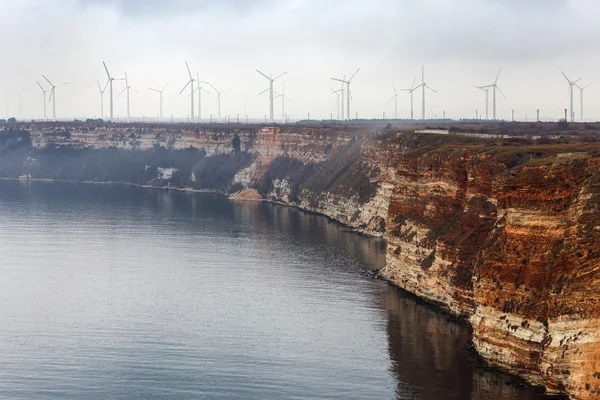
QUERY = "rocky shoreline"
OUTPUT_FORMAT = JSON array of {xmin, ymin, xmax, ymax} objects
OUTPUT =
[{"xmin": 1, "ymin": 122, "xmax": 599, "ymax": 399}]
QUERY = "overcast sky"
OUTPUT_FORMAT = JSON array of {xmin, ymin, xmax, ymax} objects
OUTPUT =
[{"xmin": 0, "ymin": 0, "xmax": 599, "ymax": 122}]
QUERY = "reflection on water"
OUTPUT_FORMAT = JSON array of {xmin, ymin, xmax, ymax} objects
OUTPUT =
[{"xmin": 0, "ymin": 181, "xmax": 542, "ymax": 399}]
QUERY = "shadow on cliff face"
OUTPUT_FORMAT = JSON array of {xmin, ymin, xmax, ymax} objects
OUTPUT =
[
  {"xmin": 379, "ymin": 286, "xmax": 545, "ymax": 400},
  {"xmin": 259, "ymin": 138, "xmax": 378, "ymax": 206},
  {"xmin": 0, "ymin": 136, "xmax": 254, "ymax": 193}
]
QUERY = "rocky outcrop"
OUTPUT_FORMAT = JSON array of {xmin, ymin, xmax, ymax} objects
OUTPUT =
[
  {"xmin": 1, "ymin": 123, "xmax": 599, "ymax": 398},
  {"xmin": 380, "ymin": 133, "xmax": 600, "ymax": 399}
]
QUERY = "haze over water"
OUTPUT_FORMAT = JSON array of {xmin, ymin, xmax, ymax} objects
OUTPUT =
[{"xmin": 0, "ymin": 181, "xmax": 542, "ymax": 400}]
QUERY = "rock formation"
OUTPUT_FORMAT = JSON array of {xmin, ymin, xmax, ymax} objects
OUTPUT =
[{"xmin": 1, "ymin": 122, "xmax": 599, "ymax": 399}]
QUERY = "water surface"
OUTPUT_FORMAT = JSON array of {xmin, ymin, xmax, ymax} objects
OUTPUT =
[{"xmin": 0, "ymin": 181, "xmax": 543, "ymax": 399}]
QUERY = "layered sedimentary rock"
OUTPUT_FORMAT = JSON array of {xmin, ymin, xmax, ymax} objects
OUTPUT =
[
  {"xmin": 1, "ymin": 123, "xmax": 600, "ymax": 398},
  {"xmin": 380, "ymin": 134, "xmax": 600, "ymax": 399}
]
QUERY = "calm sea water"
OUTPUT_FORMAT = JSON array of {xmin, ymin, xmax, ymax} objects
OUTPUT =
[{"xmin": 0, "ymin": 181, "xmax": 543, "ymax": 400}]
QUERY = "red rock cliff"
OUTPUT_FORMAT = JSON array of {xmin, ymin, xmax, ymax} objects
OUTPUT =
[{"xmin": 380, "ymin": 132, "xmax": 600, "ymax": 399}]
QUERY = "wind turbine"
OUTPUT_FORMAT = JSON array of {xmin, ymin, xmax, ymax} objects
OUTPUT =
[
  {"xmin": 481, "ymin": 69, "xmax": 505, "ymax": 120},
  {"xmin": 414, "ymin": 66, "xmax": 437, "ymax": 120},
  {"xmin": 118, "ymin": 71, "xmax": 137, "ymax": 123},
  {"xmin": 402, "ymin": 78, "xmax": 418, "ymax": 120},
  {"xmin": 97, "ymin": 80, "xmax": 109, "ymax": 120},
  {"xmin": 329, "ymin": 86, "xmax": 344, "ymax": 120},
  {"xmin": 387, "ymin": 83, "xmax": 398, "ymax": 119},
  {"xmin": 210, "ymin": 84, "xmax": 229, "ymax": 121},
  {"xmin": 43, "ymin": 75, "xmax": 68, "ymax": 121},
  {"xmin": 179, "ymin": 62, "xmax": 196, "ymax": 121},
  {"xmin": 331, "ymin": 69, "xmax": 359, "ymax": 121},
  {"xmin": 149, "ymin": 82, "xmax": 169, "ymax": 121},
  {"xmin": 36, "ymin": 81, "xmax": 48, "ymax": 121},
  {"xmin": 474, "ymin": 85, "xmax": 490, "ymax": 119},
  {"xmin": 562, "ymin": 72, "xmax": 582, "ymax": 123},
  {"xmin": 103, "ymin": 62, "xmax": 124, "ymax": 122},
  {"xmin": 195, "ymin": 72, "xmax": 210, "ymax": 122},
  {"xmin": 575, "ymin": 82, "xmax": 592, "ymax": 121},
  {"xmin": 274, "ymin": 83, "xmax": 291, "ymax": 121},
  {"xmin": 256, "ymin": 70, "xmax": 288, "ymax": 123}
]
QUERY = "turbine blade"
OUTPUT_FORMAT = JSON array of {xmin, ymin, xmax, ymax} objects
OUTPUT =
[
  {"xmin": 273, "ymin": 71, "xmax": 288, "ymax": 81},
  {"xmin": 584, "ymin": 82, "xmax": 593, "ymax": 90},
  {"xmin": 387, "ymin": 96, "xmax": 395, "ymax": 104},
  {"xmin": 348, "ymin": 68, "xmax": 360, "ymax": 82},
  {"xmin": 574, "ymin": 77, "xmax": 583, "ymax": 84},
  {"xmin": 393, "ymin": 83, "xmax": 397, "ymax": 95},
  {"xmin": 258, "ymin": 88, "xmax": 269, "ymax": 96},
  {"xmin": 97, "ymin": 80, "xmax": 102, "ymax": 91},
  {"xmin": 162, "ymin": 82, "xmax": 170, "ymax": 91},
  {"xmin": 426, "ymin": 85, "xmax": 437, "ymax": 93},
  {"xmin": 256, "ymin": 70, "xmax": 270, "ymax": 80},
  {"xmin": 103, "ymin": 61, "xmax": 110, "ymax": 79},
  {"xmin": 185, "ymin": 61, "xmax": 192, "ymax": 79},
  {"xmin": 118, "ymin": 87, "xmax": 126, "ymax": 97},
  {"xmin": 562, "ymin": 72, "xmax": 570, "ymax": 83},
  {"xmin": 331, "ymin": 78, "xmax": 346, "ymax": 83},
  {"xmin": 497, "ymin": 86, "xmax": 507, "ymax": 99},
  {"xmin": 124, "ymin": 71, "xmax": 128, "ymax": 87},
  {"xmin": 37, "ymin": 81, "xmax": 45, "ymax": 91},
  {"xmin": 210, "ymin": 84, "xmax": 219, "ymax": 94},
  {"xmin": 149, "ymin": 88, "xmax": 159, "ymax": 92},
  {"xmin": 411, "ymin": 77, "xmax": 416, "ymax": 89},
  {"xmin": 494, "ymin": 68, "xmax": 501, "ymax": 85},
  {"xmin": 43, "ymin": 75, "xmax": 53, "ymax": 86},
  {"xmin": 179, "ymin": 80, "xmax": 191, "ymax": 95},
  {"xmin": 131, "ymin": 88, "xmax": 138, "ymax": 93}
]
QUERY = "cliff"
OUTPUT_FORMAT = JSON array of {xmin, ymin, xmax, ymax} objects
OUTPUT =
[
  {"xmin": 1, "ymin": 122, "xmax": 599, "ymax": 399},
  {"xmin": 380, "ymin": 133, "xmax": 600, "ymax": 399}
]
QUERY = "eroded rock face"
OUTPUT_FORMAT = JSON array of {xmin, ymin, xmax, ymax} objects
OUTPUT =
[
  {"xmin": 2, "ymin": 123, "xmax": 600, "ymax": 398},
  {"xmin": 381, "ymin": 133, "xmax": 600, "ymax": 399}
]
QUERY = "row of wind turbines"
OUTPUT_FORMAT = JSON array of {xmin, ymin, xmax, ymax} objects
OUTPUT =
[
  {"xmin": 30, "ymin": 63, "xmax": 594, "ymax": 124},
  {"xmin": 382, "ymin": 68, "xmax": 592, "ymax": 123}
]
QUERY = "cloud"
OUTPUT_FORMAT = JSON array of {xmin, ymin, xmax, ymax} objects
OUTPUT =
[
  {"xmin": 0, "ymin": 0, "xmax": 598, "ymax": 122},
  {"xmin": 77, "ymin": 0, "xmax": 278, "ymax": 17}
]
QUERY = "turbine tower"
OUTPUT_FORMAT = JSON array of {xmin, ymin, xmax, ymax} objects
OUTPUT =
[
  {"xmin": 195, "ymin": 72, "xmax": 210, "ymax": 122},
  {"xmin": 414, "ymin": 66, "xmax": 437, "ymax": 120},
  {"xmin": 482, "ymin": 69, "xmax": 506, "ymax": 120},
  {"xmin": 42, "ymin": 75, "xmax": 68, "ymax": 122},
  {"xmin": 256, "ymin": 69, "xmax": 288, "ymax": 123},
  {"xmin": 474, "ymin": 85, "xmax": 490, "ymax": 120},
  {"xmin": 329, "ymin": 86, "xmax": 343, "ymax": 120},
  {"xmin": 387, "ymin": 83, "xmax": 398, "ymax": 119},
  {"xmin": 274, "ymin": 83, "xmax": 291, "ymax": 122},
  {"xmin": 575, "ymin": 82, "xmax": 593, "ymax": 121},
  {"xmin": 180, "ymin": 62, "xmax": 196, "ymax": 121},
  {"xmin": 562, "ymin": 72, "xmax": 582, "ymax": 123},
  {"xmin": 118, "ymin": 71, "xmax": 137, "ymax": 123},
  {"xmin": 103, "ymin": 62, "xmax": 123, "ymax": 122},
  {"xmin": 210, "ymin": 84, "xmax": 229, "ymax": 121},
  {"xmin": 36, "ymin": 81, "xmax": 48, "ymax": 121},
  {"xmin": 149, "ymin": 82, "xmax": 169, "ymax": 121},
  {"xmin": 97, "ymin": 80, "xmax": 109, "ymax": 120},
  {"xmin": 331, "ymin": 69, "xmax": 359, "ymax": 121},
  {"xmin": 402, "ymin": 78, "xmax": 417, "ymax": 120}
]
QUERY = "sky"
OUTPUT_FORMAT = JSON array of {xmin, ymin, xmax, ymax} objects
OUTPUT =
[{"xmin": 0, "ymin": 0, "xmax": 599, "ymax": 122}]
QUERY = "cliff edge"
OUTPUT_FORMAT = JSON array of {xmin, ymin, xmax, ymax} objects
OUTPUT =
[{"xmin": 1, "ymin": 122, "xmax": 599, "ymax": 399}]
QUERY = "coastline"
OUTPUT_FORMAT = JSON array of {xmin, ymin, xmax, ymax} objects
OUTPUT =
[{"xmin": 2, "ymin": 176, "xmax": 553, "ymax": 397}]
